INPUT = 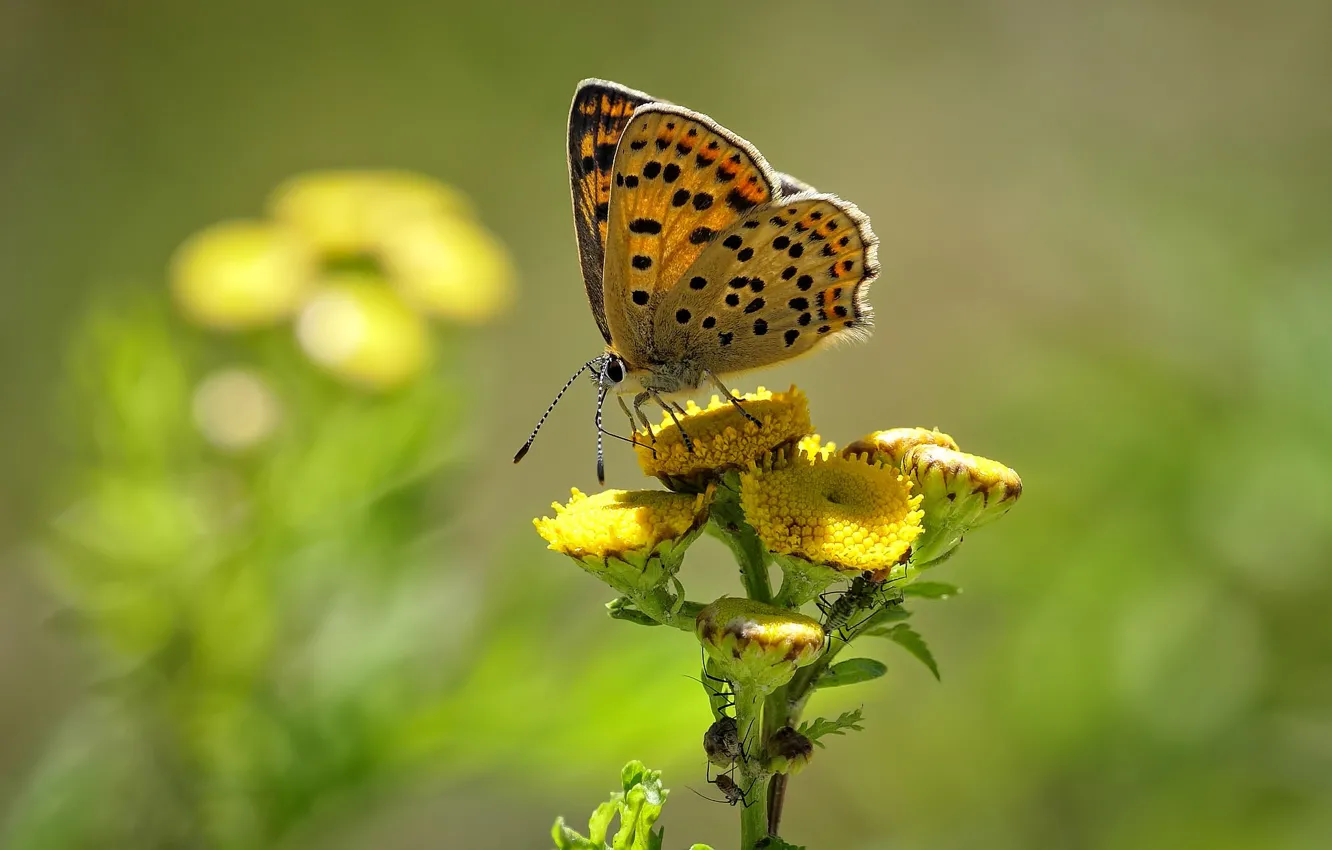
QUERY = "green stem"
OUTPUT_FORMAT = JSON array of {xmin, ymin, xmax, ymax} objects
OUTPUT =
[
  {"xmin": 733, "ymin": 686, "xmax": 769, "ymax": 850},
  {"xmin": 723, "ymin": 520, "xmax": 772, "ymax": 604}
]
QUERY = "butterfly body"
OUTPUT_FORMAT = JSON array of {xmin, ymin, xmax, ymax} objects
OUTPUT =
[{"xmin": 516, "ymin": 79, "xmax": 881, "ymax": 480}]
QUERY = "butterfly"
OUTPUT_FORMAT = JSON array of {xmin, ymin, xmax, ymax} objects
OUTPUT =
[{"xmin": 515, "ymin": 79, "xmax": 879, "ymax": 483}]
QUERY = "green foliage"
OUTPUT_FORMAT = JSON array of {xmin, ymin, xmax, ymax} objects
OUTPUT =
[
  {"xmin": 902, "ymin": 581, "xmax": 961, "ymax": 600},
  {"xmin": 796, "ymin": 709, "xmax": 865, "ymax": 749},
  {"xmin": 867, "ymin": 623, "xmax": 941, "ymax": 680},
  {"xmin": 552, "ymin": 762, "xmax": 671, "ymax": 850},
  {"xmin": 817, "ymin": 659, "xmax": 888, "ymax": 689}
]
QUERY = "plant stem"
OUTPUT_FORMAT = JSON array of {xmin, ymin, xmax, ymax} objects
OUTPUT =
[{"xmin": 733, "ymin": 687, "xmax": 769, "ymax": 850}]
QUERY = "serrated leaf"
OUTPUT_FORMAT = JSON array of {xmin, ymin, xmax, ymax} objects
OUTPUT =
[
  {"xmin": 796, "ymin": 708, "xmax": 865, "ymax": 748},
  {"xmin": 903, "ymin": 581, "xmax": 960, "ymax": 600},
  {"xmin": 887, "ymin": 624, "xmax": 941, "ymax": 680},
  {"xmin": 817, "ymin": 658, "xmax": 887, "ymax": 689}
]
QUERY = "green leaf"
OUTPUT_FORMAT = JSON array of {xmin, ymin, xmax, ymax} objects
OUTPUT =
[
  {"xmin": 553, "ymin": 762, "xmax": 673, "ymax": 850},
  {"xmin": 886, "ymin": 624, "xmax": 941, "ymax": 680},
  {"xmin": 755, "ymin": 837, "xmax": 806, "ymax": 849},
  {"xmin": 606, "ymin": 597, "xmax": 665, "ymax": 627},
  {"xmin": 859, "ymin": 605, "xmax": 911, "ymax": 632},
  {"xmin": 796, "ymin": 708, "xmax": 865, "ymax": 748},
  {"xmin": 903, "ymin": 581, "xmax": 960, "ymax": 600},
  {"xmin": 817, "ymin": 658, "xmax": 887, "ymax": 688}
]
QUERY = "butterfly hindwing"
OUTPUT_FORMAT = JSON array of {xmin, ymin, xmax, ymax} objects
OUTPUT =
[
  {"xmin": 602, "ymin": 103, "xmax": 780, "ymax": 363},
  {"xmin": 568, "ymin": 79, "xmax": 656, "ymax": 344},
  {"xmin": 652, "ymin": 192, "xmax": 877, "ymax": 374}
]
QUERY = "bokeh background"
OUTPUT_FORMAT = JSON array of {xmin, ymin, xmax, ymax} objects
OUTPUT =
[{"xmin": 3, "ymin": 1, "xmax": 1331, "ymax": 848}]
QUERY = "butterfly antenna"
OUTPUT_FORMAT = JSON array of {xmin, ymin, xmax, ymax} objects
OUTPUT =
[
  {"xmin": 514, "ymin": 360, "xmax": 594, "ymax": 464},
  {"xmin": 595, "ymin": 386, "xmax": 609, "ymax": 485}
]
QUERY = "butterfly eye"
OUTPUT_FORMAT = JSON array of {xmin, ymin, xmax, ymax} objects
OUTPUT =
[{"xmin": 605, "ymin": 357, "xmax": 625, "ymax": 384}]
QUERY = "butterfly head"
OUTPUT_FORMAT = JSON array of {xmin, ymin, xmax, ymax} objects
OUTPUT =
[{"xmin": 590, "ymin": 352, "xmax": 629, "ymax": 394}]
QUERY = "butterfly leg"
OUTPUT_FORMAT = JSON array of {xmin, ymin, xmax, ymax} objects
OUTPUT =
[
  {"xmin": 650, "ymin": 390, "xmax": 695, "ymax": 453},
  {"xmin": 617, "ymin": 394, "xmax": 656, "ymax": 457},
  {"xmin": 630, "ymin": 391, "xmax": 657, "ymax": 437},
  {"xmin": 704, "ymin": 370, "xmax": 762, "ymax": 429}
]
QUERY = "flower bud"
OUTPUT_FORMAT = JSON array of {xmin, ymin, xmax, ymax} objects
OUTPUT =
[
  {"xmin": 904, "ymin": 444, "xmax": 1022, "ymax": 564},
  {"xmin": 765, "ymin": 726, "xmax": 814, "ymax": 775},
  {"xmin": 695, "ymin": 597, "xmax": 824, "ymax": 693},
  {"xmin": 843, "ymin": 427, "xmax": 958, "ymax": 469},
  {"xmin": 191, "ymin": 368, "xmax": 281, "ymax": 451}
]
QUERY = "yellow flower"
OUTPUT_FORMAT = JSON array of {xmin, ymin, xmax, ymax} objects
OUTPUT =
[
  {"xmin": 267, "ymin": 170, "xmax": 469, "ymax": 256},
  {"xmin": 170, "ymin": 220, "xmax": 315, "ymax": 330},
  {"xmin": 534, "ymin": 487, "xmax": 712, "ymax": 596},
  {"xmin": 381, "ymin": 216, "xmax": 515, "ymax": 324},
  {"xmin": 295, "ymin": 272, "xmax": 431, "ymax": 390},
  {"xmin": 740, "ymin": 450, "xmax": 924, "ymax": 581},
  {"xmin": 695, "ymin": 597, "xmax": 823, "ymax": 692},
  {"xmin": 843, "ymin": 427, "xmax": 958, "ymax": 469},
  {"xmin": 636, "ymin": 386, "xmax": 812, "ymax": 490},
  {"xmin": 903, "ymin": 444, "xmax": 1022, "ymax": 564}
]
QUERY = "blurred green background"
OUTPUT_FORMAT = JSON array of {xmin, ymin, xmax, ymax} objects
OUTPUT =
[{"xmin": 3, "ymin": 1, "xmax": 1331, "ymax": 848}]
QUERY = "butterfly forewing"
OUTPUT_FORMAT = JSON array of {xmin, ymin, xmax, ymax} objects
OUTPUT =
[
  {"xmin": 568, "ymin": 79, "xmax": 656, "ymax": 344},
  {"xmin": 652, "ymin": 193, "xmax": 877, "ymax": 374},
  {"xmin": 602, "ymin": 104, "xmax": 780, "ymax": 364}
]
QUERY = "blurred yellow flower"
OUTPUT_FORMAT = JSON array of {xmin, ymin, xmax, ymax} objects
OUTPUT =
[
  {"xmin": 267, "ymin": 170, "xmax": 469, "ymax": 255},
  {"xmin": 296, "ymin": 272, "xmax": 431, "ymax": 390},
  {"xmin": 382, "ymin": 216, "xmax": 515, "ymax": 324},
  {"xmin": 170, "ymin": 220, "xmax": 315, "ymax": 330},
  {"xmin": 191, "ymin": 368, "xmax": 281, "ymax": 451},
  {"xmin": 635, "ymin": 386, "xmax": 812, "ymax": 489},
  {"xmin": 740, "ymin": 450, "xmax": 924, "ymax": 581}
]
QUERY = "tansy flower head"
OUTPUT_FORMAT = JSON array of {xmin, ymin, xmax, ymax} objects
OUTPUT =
[
  {"xmin": 170, "ymin": 220, "xmax": 315, "ymax": 331},
  {"xmin": 695, "ymin": 597, "xmax": 823, "ymax": 693},
  {"xmin": 267, "ymin": 170, "xmax": 469, "ymax": 256},
  {"xmin": 534, "ymin": 487, "xmax": 712, "ymax": 596},
  {"xmin": 740, "ymin": 451, "xmax": 924, "ymax": 582},
  {"xmin": 904, "ymin": 444, "xmax": 1023, "ymax": 564},
  {"xmin": 635, "ymin": 386, "xmax": 812, "ymax": 491},
  {"xmin": 843, "ymin": 427, "xmax": 958, "ymax": 469}
]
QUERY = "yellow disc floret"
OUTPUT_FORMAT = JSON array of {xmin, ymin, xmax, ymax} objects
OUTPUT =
[
  {"xmin": 740, "ymin": 451, "xmax": 924, "ymax": 580},
  {"xmin": 635, "ymin": 386, "xmax": 812, "ymax": 489},
  {"xmin": 904, "ymin": 444, "xmax": 1023, "ymax": 564}
]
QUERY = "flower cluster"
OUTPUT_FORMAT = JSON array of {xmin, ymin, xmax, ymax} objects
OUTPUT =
[
  {"xmin": 533, "ymin": 383, "xmax": 1022, "ymax": 846},
  {"xmin": 534, "ymin": 382, "xmax": 1021, "ymax": 636},
  {"xmin": 171, "ymin": 170, "xmax": 513, "ymax": 392}
]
